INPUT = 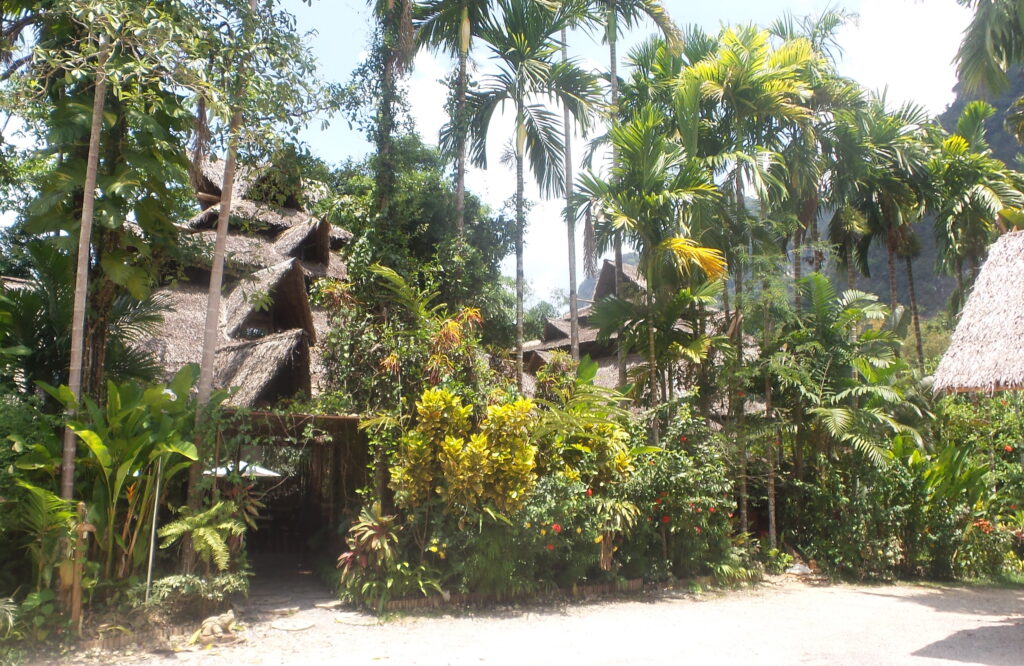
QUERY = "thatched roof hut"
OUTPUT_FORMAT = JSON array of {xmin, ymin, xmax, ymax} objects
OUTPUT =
[
  {"xmin": 186, "ymin": 200, "xmax": 352, "ymax": 249},
  {"xmin": 933, "ymin": 231, "xmax": 1024, "ymax": 393},
  {"xmin": 223, "ymin": 258, "xmax": 316, "ymax": 342},
  {"xmin": 142, "ymin": 154, "xmax": 352, "ymax": 406},
  {"xmin": 215, "ymin": 329, "xmax": 311, "ymax": 407},
  {"xmin": 147, "ymin": 283, "xmax": 212, "ymax": 371}
]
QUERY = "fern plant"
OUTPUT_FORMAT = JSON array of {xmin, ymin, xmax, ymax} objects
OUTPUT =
[
  {"xmin": 14, "ymin": 480, "xmax": 75, "ymax": 591},
  {"xmin": 159, "ymin": 501, "xmax": 246, "ymax": 576}
]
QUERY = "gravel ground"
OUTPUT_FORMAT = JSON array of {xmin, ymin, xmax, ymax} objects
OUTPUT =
[{"xmin": 61, "ymin": 573, "xmax": 1023, "ymax": 666}]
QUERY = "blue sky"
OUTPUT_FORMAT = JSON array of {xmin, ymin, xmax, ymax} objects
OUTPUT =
[{"xmin": 281, "ymin": 0, "xmax": 974, "ymax": 303}]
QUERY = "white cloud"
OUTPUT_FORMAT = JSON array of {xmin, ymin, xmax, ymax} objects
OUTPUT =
[{"xmin": 836, "ymin": 0, "xmax": 972, "ymax": 114}]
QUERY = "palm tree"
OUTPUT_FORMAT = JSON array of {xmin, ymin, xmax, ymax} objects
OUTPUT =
[
  {"xmin": 831, "ymin": 96, "xmax": 930, "ymax": 312},
  {"xmin": 577, "ymin": 105, "xmax": 725, "ymax": 444},
  {"xmin": 679, "ymin": 25, "xmax": 813, "ymax": 325},
  {"xmin": 768, "ymin": 8, "xmax": 862, "ymax": 310},
  {"xmin": 955, "ymin": 0, "xmax": 1024, "ymax": 95},
  {"xmin": 190, "ymin": 0, "xmax": 259, "ymax": 571},
  {"xmin": 416, "ymin": 0, "xmax": 490, "ymax": 237},
  {"xmin": 466, "ymin": 0, "xmax": 601, "ymax": 389},
  {"xmin": 928, "ymin": 101, "xmax": 1024, "ymax": 309},
  {"xmin": 593, "ymin": 0, "xmax": 681, "ymax": 388}
]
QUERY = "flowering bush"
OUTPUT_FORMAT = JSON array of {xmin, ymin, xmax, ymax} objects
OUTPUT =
[{"xmin": 616, "ymin": 441, "xmax": 735, "ymax": 580}]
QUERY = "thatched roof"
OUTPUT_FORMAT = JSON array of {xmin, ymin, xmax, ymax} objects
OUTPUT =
[
  {"xmin": 215, "ymin": 329, "xmax": 311, "ymax": 407},
  {"xmin": 146, "ymin": 283, "xmax": 215, "ymax": 371},
  {"xmin": 186, "ymin": 200, "xmax": 352, "ymax": 249},
  {"xmin": 185, "ymin": 229, "xmax": 346, "ymax": 281},
  {"xmin": 933, "ymin": 231, "xmax": 1024, "ymax": 393},
  {"xmin": 589, "ymin": 259, "xmax": 646, "ymax": 303},
  {"xmin": 223, "ymin": 258, "xmax": 316, "ymax": 342}
]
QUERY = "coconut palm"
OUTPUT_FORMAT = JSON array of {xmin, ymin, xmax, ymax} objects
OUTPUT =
[
  {"xmin": 466, "ymin": 0, "xmax": 601, "ymax": 389},
  {"xmin": 577, "ymin": 105, "xmax": 725, "ymax": 443},
  {"xmin": 417, "ymin": 0, "xmax": 491, "ymax": 237}
]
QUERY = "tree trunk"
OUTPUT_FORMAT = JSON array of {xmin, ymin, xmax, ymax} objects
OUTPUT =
[
  {"xmin": 608, "ymin": 4, "xmax": 627, "ymax": 389},
  {"xmin": 646, "ymin": 283, "xmax": 659, "ymax": 446},
  {"xmin": 515, "ymin": 130, "xmax": 525, "ymax": 392},
  {"xmin": 61, "ymin": 40, "xmax": 109, "ymax": 501},
  {"xmin": 905, "ymin": 255, "xmax": 924, "ymax": 369},
  {"xmin": 454, "ymin": 31, "xmax": 468, "ymax": 238},
  {"xmin": 954, "ymin": 259, "xmax": 965, "ymax": 312},
  {"xmin": 187, "ymin": 0, "xmax": 257, "ymax": 572},
  {"xmin": 562, "ymin": 28, "xmax": 579, "ymax": 361},
  {"xmin": 764, "ymin": 299, "xmax": 776, "ymax": 550},
  {"xmin": 792, "ymin": 227, "xmax": 803, "ymax": 313},
  {"xmin": 886, "ymin": 238, "xmax": 898, "ymax": 309}
]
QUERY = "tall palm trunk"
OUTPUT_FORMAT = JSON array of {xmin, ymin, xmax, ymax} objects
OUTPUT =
[
  {"xmin": 515, "ymin": 111, "xmax": 526, "ymax": 391},
  {"xmin": 792, "ymin": 228, "xmax": 803, "ymax": 313},
  {"xmin": 607, "ymin": 1, "xmax": 627, "ymax": 388},
  {"xmin": 645, "ymin": 280, "xmax": 659, "ymax": 446},
  {"xmin": 954, "ymin": 259, "xmax": 965, "ymax": 312},
  {"xmin": 454, "ymin": 15, "xmax": 469, "ymax": 237},
  {"xmin": 562, "ymin": 28, "xmax": 579, "ymax": 361},
  {"xmin": 764, "ymin": 298, "xmax": 776, "ymax": 550},
  {"xmin": 905, "ymin": 255, "xmax": 924, "ymax": 369},
  {"xmin": 61, "ymin": 40, "xmax": 109, "ymax": 501},
  {"xmin": 886, "ymin": 236, "xmax": 898, "ymax": 309}
]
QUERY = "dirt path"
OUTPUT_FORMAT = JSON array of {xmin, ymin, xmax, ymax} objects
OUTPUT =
[{"xmin": 71, "ymin": 575, "xmax": 1023, "ymax": 666}]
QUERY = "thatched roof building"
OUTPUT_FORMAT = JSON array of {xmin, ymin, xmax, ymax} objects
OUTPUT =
[
  {"xmin": 223, "ymin": 258, "xmax": 316, "ymax": 341},
  {"xmin": 523, "ymin": 259, "xmax": 755, "ymax": 403},
  {"xmin": 142, "ymin": 155, "xmax": 351, "ymax": 405},
  {"xmin": 215, "ymin": 329, "xmax": 311, "ymax": 407},
  {"xmin": 933, "ymin": 231, "xmax": 1024, "ymax": 393}
]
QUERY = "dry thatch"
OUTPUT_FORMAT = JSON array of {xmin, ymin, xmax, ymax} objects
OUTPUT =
[
  {"xmin": 933, "ymin": 231, "xmax": 1024, "ymax": 393},
  {"xmin": 145, "ymin": 283, "xmax": 215, "ymax": 372},
  {"xmin": 186, "ymin": 200, "xmax": 352, "ymax": 249},
  {"xmin": 223, "ymin": 258, "xmax": 316, "ymax": 342},
  {"xmin": 190, "ymin": 230, "xmax": 284, "ymax": 272},
  {"xmin": 193, "ymin": 157, "xmax": 268, "ymax": 205},
  {"xmin": 215, "ymin": 329, "xmax": 311, "ymax": 407}
]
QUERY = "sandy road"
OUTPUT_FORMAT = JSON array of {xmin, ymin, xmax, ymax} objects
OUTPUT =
[{"xmin": 70, "ymin": 574, "xmax": 1023, "ymax": 666}]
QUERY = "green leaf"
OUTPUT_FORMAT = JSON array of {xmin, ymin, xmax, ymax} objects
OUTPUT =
[{"xmin": 72, "ymin": 428, "xmax": 111, "ymax": 470}]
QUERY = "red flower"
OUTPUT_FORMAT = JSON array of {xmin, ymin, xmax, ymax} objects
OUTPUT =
[
  {"xmin": 546, "ymin": 543, "xmax": 555, "ymax": 551},
  {"xmin": 728, "ymin": 513, "xmax": 734, "ymax": 518},
  {"xmin": 1012, "ymin": 504, "xmax": 1018, "ymax": 510},
  {"xmin": 586, "ymin": 488, "xmax": 593, "ymax": 497},
  {"xmin": 655, "ymin": 498, "xmax": 662, "ymax": 505},
  {"xmin": 709, "ymin": 507, "xmax": 716, "ymax": 513},
  {"xmin": 695, "ymin": 526, "xmax": 701, "ymax": 534},
  {"xmin": 1005, "ymin": 445, "xmax": 1014, "ymax": 453},
  {"xmin": 661, "ymin": 515, "xmax": 670, "ymax": 524},
  {"xmin": 552, "ymin": 523, "xmax": 562, "ymax": 534},
  {"xmin": 679, "ymin": 436, "xmax": 687, "ymax": 442},
  {"xmin": 695, "ymin": 507, "xmax": 701, "ymax": 513}
]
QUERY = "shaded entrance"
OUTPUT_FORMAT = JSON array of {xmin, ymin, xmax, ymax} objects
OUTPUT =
[{"xmin": 211, "ymin": 409, "xmax": 367, "ymax": 575}]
